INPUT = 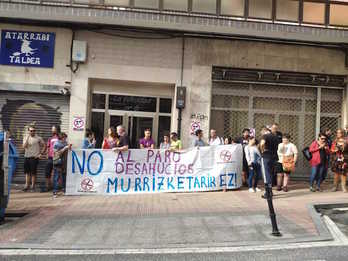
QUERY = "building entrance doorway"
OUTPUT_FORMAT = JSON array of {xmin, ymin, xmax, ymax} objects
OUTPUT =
[
  {"xmin": 91, "ymin": 92, "xmax": 172, "ymax": 149},
  {"xmin": 109, "ymin": 112, "xmax": 154, "ymax": 148}
]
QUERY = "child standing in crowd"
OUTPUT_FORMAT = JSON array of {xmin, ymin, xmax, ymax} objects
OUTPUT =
[
  {"xmin": 102, "ymin": 127, "xmax": 118, "ymax": 149},
  {"xmin": 82, "ymin": 129, "xmax": 96, "ymax": 149},
  {"xmin": 139, "ymin": 128, "xmax": 155, "ymax": 149},
  {"xmin": 52, "ymin": 133, "xmax": 71, "ymax": 198},
  {"xmin": 244, "ymin": 137, "xmax": 262, "ymax": 193},
  {"xmin": 160, "ymin": 133, "xmax": 171, "ymax": 149}
]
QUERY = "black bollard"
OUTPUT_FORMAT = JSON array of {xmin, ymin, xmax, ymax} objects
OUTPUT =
[
  {"xmin": 261, "ymin": 158, "xmax": 282, "ymax": 237},
  {"xmin": 264, "ymin": 183, "xmax": 282, "ymax": 236}
]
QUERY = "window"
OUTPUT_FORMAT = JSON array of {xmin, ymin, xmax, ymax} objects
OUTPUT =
[
  {"xmin": 103, "ymin": 0, "xmax": 129, "ymax": 6},
  {"xmin": 91, "ymin": 112, "xmax": 105, "ymax": 148},
  {"xmin": 163, "ymin": 0, "xmax": 188, "ymax": 11},
  {"xmin": 249, "ymin": 0, "xmax": 272, "ymax": 19},
  {"xmin": 134, "ymin": 0, "xmax": 159, "ymax": 9},
  {"xmin": 159, "ymin": 98, "xmax": 172, "ymax": 113},
  {"xmin": 158, "ymin": 116, "xmax": 171, "ymax": 145},
  {"xmin": 109, "ymin": 95, "xmax": 157, "ymax": 112},
  {"xmin": 221, "ymin": 0, "xmax": 244, "ymax": 16},
  {"xmin": 276, "ymin": 0, "xmax": 299, "ymax": 21},
  {"xmin": 92, "ymin": 93, "xmax": 106, "ymax": 109},
  {"xmin": 303, "ymin": 2, "xmax": 325, "ymax": 24},
  {"xmin": 192, "ymin": 0, "xmax": 217, "ymax": 14},
  {"xmin": 330, "ymin": 4, "xmax": 348, "ymax": 26}
]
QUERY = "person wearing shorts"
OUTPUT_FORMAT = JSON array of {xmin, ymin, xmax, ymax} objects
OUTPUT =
[{"xmin": 23, "ymin": 126, "xmax": 46, "ymax": 191}]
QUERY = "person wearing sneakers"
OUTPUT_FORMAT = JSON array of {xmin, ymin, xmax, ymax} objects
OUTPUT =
[
  {"xmin": 52, "ymin": 132, "xmax": 71, "ymax": 198},
  {"xmin": 309, "ymin": 133, "xmax": 330, "ymax": 192},
  {"xmin": 22, "ymin": 125, "xmax": 46, "ymax": 192},
  {"xmin": 276, "ymin": 134, "xmax": 298, "ymax": 192},
  {"xmin": 330, "ymin": 129, "xmax": 348, "ymax": 193},
  {"xmin": 244, "ymin": 136, "xmax": 262, "ymax": 193}
]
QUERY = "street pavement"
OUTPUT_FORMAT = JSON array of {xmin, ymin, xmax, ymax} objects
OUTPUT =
[
  {"xmin": 2, "ymin": 247, "xmax": 348, "ymax": 261},
  {"xmin": 1, "ymin": 180, "xmax": 348, "ymax": 260}
]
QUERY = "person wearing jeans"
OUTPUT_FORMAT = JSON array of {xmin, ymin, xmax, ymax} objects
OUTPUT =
[
  {"xmin": 309, "ymin": 133, "xmax": 330, "ymax": 192},
  {"xmin": 53, "ymin": 133, "xmax": 71, "ymax": 197},
  {"xmin": 244, "ymin": 137, "xmax": 262, "ymax": 193}
]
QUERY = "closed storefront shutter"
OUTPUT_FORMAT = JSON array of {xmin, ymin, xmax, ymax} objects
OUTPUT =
[
  {"xmin": 211, "ymin": 68, "xmax": 345, "ymax": 178},
  {"xmin": 0, "ymin": 91, "xmax": 70, "ymax": 184}
]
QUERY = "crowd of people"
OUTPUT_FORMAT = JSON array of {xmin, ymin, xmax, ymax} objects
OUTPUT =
[{"xmin": 21, "ymin": 122, "xmax": 347, "ymax": 198}]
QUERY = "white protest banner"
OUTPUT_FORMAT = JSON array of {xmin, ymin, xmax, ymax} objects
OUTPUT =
[{"xmin": 66, "ymin": 144, "xmax": 243, "ymax": 195}]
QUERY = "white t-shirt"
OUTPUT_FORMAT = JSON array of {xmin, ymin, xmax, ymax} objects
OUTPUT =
[
  {"xmin": 277, "ymin": 142, "xmax": 298, "ymax": 163},
  {"xmin": 209, "ymin": 136, "xmax": 222, "ymax": 146}
]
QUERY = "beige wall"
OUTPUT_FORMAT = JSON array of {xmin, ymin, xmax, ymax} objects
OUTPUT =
[
  {"xmin": 71, "ymin": 31, "xmax": 190, "ymax": 146},
  {"xmin": 1, "ymin": 23, "xmax": 347, "ymax": 148},
  {"xmin": 70, "ymin": 34, "xmax": 348, "ymax": 148}
]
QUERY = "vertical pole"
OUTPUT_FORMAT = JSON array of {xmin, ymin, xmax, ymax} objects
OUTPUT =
[
  {"xmin": 316, "ymin": 87, "xmax": 322, "ymax": 137},
  {"xmin": 177, "ymin": 36, "xmax": 185, "ymax": 139},
  {"xmin": 261, "ymin": 157, "xmax": 282, "ymax": 237},
  {"xmin": 3, "ymin": 132, "xmax": 9, "ymax": 197},
  {"xmin": 178, "ymin": 109, "xmax": 182, "ymax": 139}
]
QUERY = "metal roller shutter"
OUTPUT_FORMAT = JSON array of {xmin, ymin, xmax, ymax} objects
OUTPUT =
[
  {"xmin": 211, "ymin": 67, "xmax": 345, "ymax": 178},
  {"xmin": 0, "ymin": 91, "xmax": 70, "ymax": 185}
]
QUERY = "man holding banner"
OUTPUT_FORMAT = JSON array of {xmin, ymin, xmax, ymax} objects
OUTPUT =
[{"xmin": 113, "ymin": 125, "xmax": 129, "ymax": 152}]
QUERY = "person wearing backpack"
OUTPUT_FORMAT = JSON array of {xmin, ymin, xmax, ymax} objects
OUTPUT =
[{"xmin": 309, "ymin": 133, "xmax": 330, "ymax": 192}]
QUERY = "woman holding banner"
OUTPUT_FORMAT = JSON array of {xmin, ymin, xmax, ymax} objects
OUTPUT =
[{"xmin": 102, "ymin": 127, "xmax": 119, "ymax": 149}]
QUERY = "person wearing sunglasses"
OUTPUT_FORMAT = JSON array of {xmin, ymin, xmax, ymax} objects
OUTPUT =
[
  {"xmin": 22, "ymin": 125, "xmax": 46, "ymax": 192},
  {"xmin": 308, "ymin": 133, "xmax": 330, "ymax": 192}
]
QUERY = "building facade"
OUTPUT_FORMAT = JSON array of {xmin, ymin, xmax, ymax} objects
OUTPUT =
[{"xmin": 0, "ymin": 0, "xmax": 348, "ymax": 182}]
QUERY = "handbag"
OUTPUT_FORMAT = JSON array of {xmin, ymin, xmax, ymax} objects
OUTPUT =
[
  {"xmin": 281, "ymin": 145, "xmax": 295, "ymax": 172},
  {"xmin": 302, "ymin": 147, "xmax": 312, "ymax": 161},
  {"xmin": 282, "ymin": 156, "xmax": 295, "ymax": 172},
  {"xmin": 53, "ymin": 154, "xmax": 62, "ymax": 166}
]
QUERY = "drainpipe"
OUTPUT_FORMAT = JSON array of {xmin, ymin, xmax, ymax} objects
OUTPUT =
[{"xmin": 177, "ymin": 36, "xmax": 185, "ymax": 138}]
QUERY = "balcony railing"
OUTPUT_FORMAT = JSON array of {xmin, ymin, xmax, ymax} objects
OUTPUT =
[{"xmin": 2, "ymin": 0, "xmax": 348, "ymax": 28}]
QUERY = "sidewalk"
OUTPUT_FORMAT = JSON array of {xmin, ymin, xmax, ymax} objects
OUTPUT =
[{"xmin": 0, "ymin": 180, "xmax": 347, "ymax": 249}]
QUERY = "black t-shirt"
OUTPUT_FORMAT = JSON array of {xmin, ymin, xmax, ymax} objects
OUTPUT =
[
  {"xmin": 273, "ymin": 131, "xmax": 283, "ymax": 144},
  {"xmin": 118, "ymin": 135, "xmax": 130, "ymax": 147},
  {"xmin": 272, "ymin": 131, "xmax": 282, "ymax": 160},
  {"xmin": 261, "ymin": 133, "xmax": 279, "ymax": 159},
  {"xmin": 236, "ymin": 137, "xmax": 249, "ymax": 147}
]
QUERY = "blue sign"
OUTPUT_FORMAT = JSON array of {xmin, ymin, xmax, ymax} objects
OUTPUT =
[{"xmin": 0, "ymin": 30, "xmax": 55, "ymax": 68}]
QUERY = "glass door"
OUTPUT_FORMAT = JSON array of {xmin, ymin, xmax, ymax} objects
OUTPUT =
[
  {"xmin": 128, "ymin": 116, "xmax": 154, "ymax": 149},
  {"xmin": 109, "ymin": 112, "xmax": 155, "ymax": 149},
  {"xmin": 110, "ymin": 115, "xmax": 123, "ymax": 129}
]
